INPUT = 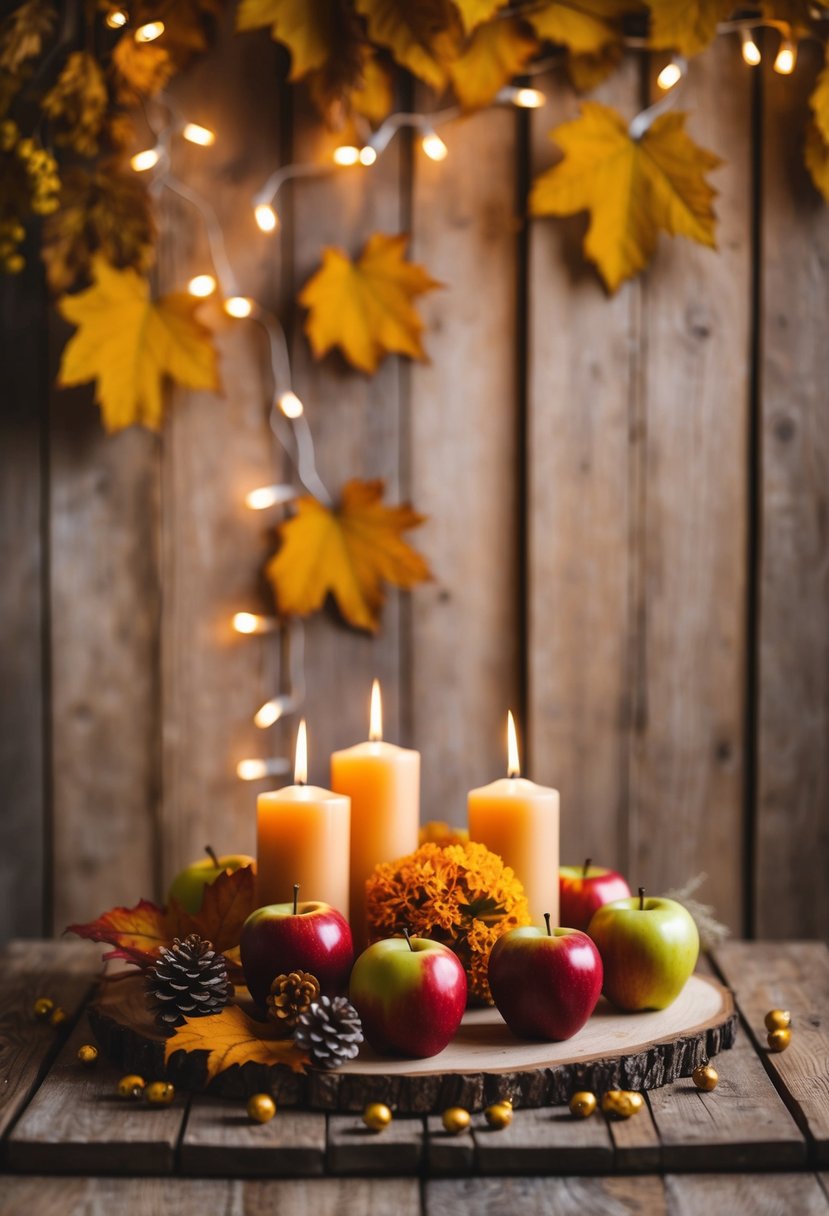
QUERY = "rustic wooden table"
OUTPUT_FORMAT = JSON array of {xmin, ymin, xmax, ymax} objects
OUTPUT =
[{"xmin": 1, "ymin": 940, "xmax": 828, "ymax": 1215}]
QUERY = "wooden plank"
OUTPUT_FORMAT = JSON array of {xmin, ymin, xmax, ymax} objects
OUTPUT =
[
  {"xmin": 607, "ymin": 1098, "xmax": 661, "ymax": 1173},
  {"xmin": 7, "ymin": 1011, "xmax": 186, "ymax": 1174},
  {"xmin": 327, "ymin": 1113, "xmax": 424, "ymax": 1174},
  {"xmin": 427, "ymin": 1176, "xmax": 667, "ymax": 1215},
  {"xmin": 714, "ymin": 940, "xmax": 829, "ymax": 1163},
  {"xmin": 409, "ymin": 102, "xmax": 520, "ymax": 816},
  {"xmin": 472, "ymin": 1105, "xmax": 613, "ymax": 1175},
  {"xmin": 627, "ymin": 40, "xmax": 751, "ymax": 933},
  {"xmin": 180, "ymin": 1097, "xmax": 326, "ymax": 1176},
  {"xmin": 427, "ymin": 1112, "xmax": 475, "ymax": 1174},
  {"xmin": 755, "ymin": 41, "xmax": 829, "ymax": 940},
  {"xmin": 665, "ymin": 1173, "xmax": 829, "ymax": 1216},
  {"xmin": 0, "ymin": 941, "xmax": 99, "ymax": 1148},
  {"xmin": 0, "ymin": 264, "xmax": 48, "ymax": 946}
]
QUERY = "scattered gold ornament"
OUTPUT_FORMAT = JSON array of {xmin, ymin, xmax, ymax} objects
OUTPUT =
[
  {"xmin": 266, "ymin": 971, "xmax": 321, "ymax": 1030},
  {"xmin": 442, "ymin": 1106, "xmax": 471, "ymax": 1134},
  {"xmin": 33, "ymin": 997, "xmax": 55, "ymax": 1019},
  {"xmin": 247, "ymin": 1093, "xmax": 276, "ymax": 1123},
  {"xmin": 77, "ymin": 1044, "xmax": 98, "ymax": 1067},
  {"xmin": 362, "ymin": 1102, "xmax": 393, "ymax": 1132},
  {"xmin": 767, "ymin": 1027, "xmax": 791, "ymax": 1053},
  {"xmin": 49, "ymin": 1007, "xmax": 69, "ymax": 1028},
  {"xmin": 765, "ymin": 1009, "xmax": 791, "ymax": 1032},
  {"xmin": 484, "ymin": 1102, "xmax": 513, "ymax": 1129},
  {"xmin": 117, "ymin": 1074, "xmax": 146, "ymax": 1100},
  {"xmin": 601, "ymin": 1090, "xmax": 642, "ymax": 1119},
  {"xmin": 692, "ymin": 1062, "xmax": 718, "ymax": 1092},
  {"xmin": 145, "ymin": 1081, "xmax": 175, "ymax": 1106},
  {"xmin": 569, "ymin": 1091, "xmax": 597, "ymax": 1118}
]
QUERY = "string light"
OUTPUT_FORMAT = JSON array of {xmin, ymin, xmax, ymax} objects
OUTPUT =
[
  {"xmin": 333, "ymin": 145, "xmax": 360, "ymax": 166},
  {"xmin": 182, "ymin": 122, "xmax": 215, "ymax": 147},
  {"xmin": 278, "ymin": 390, "xmax": 304, "ymax": 419},
  {"xmin": 237, "ymin": 757, "xmax": 290, "ymax": 781},
  {"xmin": 105, "ymin": 9, "xmax": 128, "ymax": 28},
  {"xmin": 187, "ymin": 273, "xmax": 216, "ymax": 297},
  {"xmin": 134, "ymin": 20, "xmax": 164, "ymax": 42},
  {"xmin": 245, "ymin": 484, "xmax": 296, "ymax": 510},
  {"xmin": 224, "ymin": 295, "xmax": 255, "ymax": 318},
  {"xmin": 421, "ymin": 130, "xmax": 448, "ymax": 161},
  {"xmin": 740, "ymin": 29, "xmax": 762, "ymax": 65},
  {"xmin": 233, "ymin": 612, "xmax": 278, "ymax": 635},
  {"xmin": 774, "ymin": 38, "xmax": 797, "ymax": 74},
  {"xmin": 496, "ymin": 85, "xmax": 545, "ymax": 108},
  {"xmin": 130, "ymin": 148, "xmax": 160, "ymax": 172},
  {"xmin": 254, "ymin": 696, "xmax": 291, "ymax": 728},
  {"xmin": 359, "ymin": 146, "xmax": 378, "ymax": 165},
  {"xmin": 254, "ymin": 202, "xmax": 278, "ymax": 232},
  {"xmin": 657, "ymin": 58, "xmax": 683, "ymax": 90}
]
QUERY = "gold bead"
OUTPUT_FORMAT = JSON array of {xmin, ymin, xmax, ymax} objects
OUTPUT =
[
  {"xmin": 601, "ymin": 1090, "xmax": 642, "ymax": 1118},
  {"xmin": 117, "ymin": 1074, "xmax": 146, "ymax": 1099},
  {"xmin": 146, "ymin": 1081, "xmax": 175, "ymax": 1106},
  {"xmin": 362, "ymin": 1102, "xmax": 393, "ymax": 1132},
  {"xmin": 247, "ymin": 1093, "xmax": 276, "ymax": 1123},
  {"xmin": 767, "ymin": 1027, "xmax": 791, "ymax": 1053},
  {"xmin": 49, "ymin": 1007, "xmax": 68, "ymax": 1028},
  {"xmin": 77, "ymin": 1044, "xmax": 98, "ymax": 1067},
  {"xmin": 569, "ymin": 1091, "xmax": 597, "ymax": 1118},
  {"xmin": 765, "ymin": 1009, "xmax": 791, "ymax": 1032},
  {"xmin": 33, "ymin": 997, "xmax": 54, "ymax": 1019},
  {"xmin": 693, "ymin": 1063, "xmax": 718, "ymax": 1091},
  {"xmin": 484, "ymin": 1102, "xmax": 513, "ymax": 1129},
  {"xmin": 442, "ymin": 1106, "xmax": 471, "ymax": 1134}
]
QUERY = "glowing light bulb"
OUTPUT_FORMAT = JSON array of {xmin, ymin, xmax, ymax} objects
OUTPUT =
[
  {"xmin": 359, "ymin": 145, "xmax": 377, "ymax": 165},
  {"xmin": 134, "ymin": 20, "xmax": 164, "ymax": 42},
  {"xmin": 507, "ymin": 710, "xmax": 520, "ymax": 778},
  {"xmin": 182, "ymin": 122, "xmax": 215, "ymax": 147},
  {"xmin": 236, "ymin": 757, "xmax": 289, "ymax": 781},
  {"xmin": 254, "ymin": 202, "xmax": 278, "ymax": 233},
  {"xmin": 278, "ymin": 390, "xmax": 304, "ymax": 419},
  {"xmin": 187, "ymin": 273, "xmax": 216, "ymax": 298},
  {"xmin": 130, "ymin": 148, "xmax": 159, "ymax": 172},
  {"xmin": 245, "ymin": 484, "xmax": 295, "ymax": 510},
  {"xmin": 514, "ymin": 87, "xmax": 545, "ymax": 109},
  {"xmin": 254, "ymin": 698, "xmax": 287, "ymax": 729},
  {"xmin": 224, "ymin": 295, "xmax": 254, "ymax": 319},
  {"xmin": 105, "ymin": 9, "xmax": 128, "ymax": 28},
  {"xmin": 774, "ymin": 39, "xmax": 796, "ymax": 75},
  {"xmin": 333, "ymin": 145, "xmax": 360, "ymax": 166},
  {"xmin": 232, "ymin": 612, "xmax": 277, "ymax": 635},
  {"xmin": 740, "ymin": 29, "xmax": 761, "ymax": 66},
  {"xmin": 294, "ymin": 720, "xmax": 308, "ymax": 785},
  {"xmin": 421, "ymin": 131, "xmax": 448, "ymax": 162},
  {"xmin": 657, "ymin": 59, "xmax": 683, "ymax": 90}
]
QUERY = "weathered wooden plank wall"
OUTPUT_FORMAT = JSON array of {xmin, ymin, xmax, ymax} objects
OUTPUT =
[{"xmin": 1, "ymin": 20, "xmax": 828, "ymax": 944}]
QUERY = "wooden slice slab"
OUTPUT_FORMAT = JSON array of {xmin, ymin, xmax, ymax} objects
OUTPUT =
[{"xmin": 88, "ymin": 973, "xmax": 736, "ymax": 1114}]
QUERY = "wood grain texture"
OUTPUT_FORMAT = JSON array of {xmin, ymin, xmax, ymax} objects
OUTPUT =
[
  {"xmin": 627, "ymin": 40, "xmax": 751, "ymax": 933},
  {"xmin": 408, "ymin": 101, "xmax": 520, "ymax": 817},
  {"xmin": 0, "ymin": 264, "xmax": 48, "ymax": 945},
  {"xmin": 607, "ymin": 1098, "xmax": 661, "ymax": 1173},
  {"xmin": 427, "ymin": 1175, "xmax": 667, "ymax": 1215},
  {"xmin": 472, "ymin": 1105, "xmax": 613, "ymax": 1175},
  {"xmin": 665, "ymin": 1173, "xmax": 829, "ymax": 1216},
  {"xmin": 181, "ymin": 1098, "xmax": 326, "ymax": 1176},
  {"xmin": 7, "ymin": 1012, "xmax": 187, "ymax": 1174},
  {"xmin": 755, "ymin": 42, "xmax": 829, "ymax": 940},
  {"xmin": 327, "ymin": 1113, "xmax": 424, "ymax": 1174},
  {"xmin": 714, "ymin": 940, "xmax": 829, "ymax": 1163},
  {"xmin": 426, "ymin": 1112, "xmax": 475, "ymax": 1174}
]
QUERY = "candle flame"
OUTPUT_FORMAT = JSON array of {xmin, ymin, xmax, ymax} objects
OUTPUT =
[
  {"xmin": 369, "ymin": 679, "xmax": 383, "ymax": 742},
  {"xmin": 294, "ymin": 719, "xmax": 308, "ymax": 785},
  {"xmin": 507, "ymin": 710, "xmax": 520, "ymax": 778}
]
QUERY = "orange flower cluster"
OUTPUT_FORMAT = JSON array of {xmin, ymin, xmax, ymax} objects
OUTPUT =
[{"xmin": 365, "ymin": 840, "xmax": 531, "ymax": 1003}]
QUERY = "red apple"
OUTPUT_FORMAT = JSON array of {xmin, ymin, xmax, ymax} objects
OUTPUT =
[
  {"xmin": 559, "ymin": 859, "xmax": 631, "ymax": 932},
  {"xmin": 349, "ymin": 934, "xmax": 467, "ymax": 1058},
  {"xmin": 241, "ymin": 888, "xmax": 354, "ymax": 1010},
  {"xmin": 488, "ymin": 915, "xmax": 603, "ymax": 1040}
]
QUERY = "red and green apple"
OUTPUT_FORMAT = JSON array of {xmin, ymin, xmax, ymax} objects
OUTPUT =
[
  {"xmin": 559, "ymin": 859, "xmax": 631, "ymax": 932},
  {"xmin": 167, "ymin": 846, "xmax": 255, "ymax": 914}
]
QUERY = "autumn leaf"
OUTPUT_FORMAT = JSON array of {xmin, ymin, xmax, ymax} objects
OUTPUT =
[
  {"xmin": 645, "ymin": 0, "xmax": 733, "ymax": 55},
  {"xmin": 805, "ymin": 121, "xmax": 829, "ymax": 201},
  {"xmin": 810, "ymin": 52, "xmax": 829, "ymax": 146},
  {"xmin": 168, "ymin": 866, "xmax": 259, "ymax": 956},
  {"xmin": 41, "ymin": 51, "xmax": 107, "ymax": 157},
  {"xmin": 566, "ymin": 43, "xmax": 624, "ymax": 92},
  {"xmin": 57, "ymin": 257, "xmax": 219, "ymax": 433},
  {"xmin": 236, "ymin": 0, "xmax": 355, "ymax": 78},
  {"xmin": 67, "ymin": 899, "xmax": 169, "ymax": 968},
  {"xmin": 449, "ymin": 17, "xmax": 538, "ymax": 111},
  {"xmin": 0, "ymin": 0, "xmax": 55, "ymax": 74},
  {"xmin": 355, "ymin": 0, "xmax": 463, "ymax": 91},
  {"xmin": 530, "ymin": 102, "xmax": 721, "ymax": 292},
  {"xmin": 453, "ymin": 0, "xmax": 509, "ymax": 31},
  {"xmin": 267, "ymin": 479, "xmax": 430, "ymax": 633},
  {"xmin": 347, "ymin": 51, "xmax": 394, "ymax": 125},
  {"xmin": 131, "ymin": 0, "xmax": 222, "ymax": 62},
  {"xmin": 300, "ymin": 232, "xmax": 441, "ymax": 374},
  {"xmin": 111, "ymin": 34, "xmax": 174, "ymax": 104},
  {"xmin": 165, "ymin": 1004, "xmax": 309, "ymax": 1080},
  {"xmin": 529, "ymin": 0, "xmax": 637, "ymax": 53}
]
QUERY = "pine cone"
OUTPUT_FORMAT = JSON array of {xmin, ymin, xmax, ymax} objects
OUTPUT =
[
  {"xmin": 146, "ymin": 934, "xmax": 231, "ymax": 1029},
  {"xmin": 294, "ymin": 996, "xmax": 364, "ymax": 1069},
  {"xmin": 266, "ymin": 971, "xmax": 320, "ymax": 1030}
]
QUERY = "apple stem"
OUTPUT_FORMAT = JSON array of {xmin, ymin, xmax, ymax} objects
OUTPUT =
[
  {"xmin": 402, "ymin": 927, "xmax": 415, "ymax": 952},
  {"xmin": 639, "ymin": 886, "xmax": 645, "ymax": 911},
  {"xmin": 205, "ymin": 845, "xmax": 220, "ymax": 868},
  {"xmin": 583, "ymin": 858, "xmax": 592, "ymax": 878},
  {"xmin": 544, "ymin": 912, "xmax": 552, "ymax": 937},
  {"xmin": 293, "ymin": 883, "xmax": 300, "ymax": 915}
]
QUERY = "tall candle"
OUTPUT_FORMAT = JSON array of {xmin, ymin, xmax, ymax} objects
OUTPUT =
[
  {"xmin": 467, "ymin": 712, "xmax": 559, "ymax": 926},
  {"xmin": 331, "ymin": 681, "xmax": 420, "ymax": 948},
  {"xmin": 257, "ymin": 720, "xmax": 351, "ymax": 917}
]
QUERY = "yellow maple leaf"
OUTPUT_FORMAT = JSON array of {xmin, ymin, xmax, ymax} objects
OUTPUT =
[
  {"xmin": 267, "ymin": 479, "xmax": 430, "ymax": 633},
  {"xmin": 299, "ymin": 232, "xmax": 441, "ymax": 374},
  {"xmin": 529, "ymin": 0, "xmax": 638, "ymax": 53},
  {"xmin": 566, "ymin": 43, "xmax": 624, "ymax": 92},
  {"xmin": 449, "ymin": 17, "xmax": 538, "ymax": 111},
  {"xmin": 645, "ymin": 0, "xmax": 733, "ymax": 55},
  {"xmin": 57, "ymin": 258, "xmax": 219, "ymax": 433},
  {"xmin": 530, "ymin": 102, "xmax": 721, "ymax": 292},
  {"xmin": 236, "ymin": 0, "xmax": 366, "ymax": 89},
  {"xmin": 165, "ymin": 1004, "xmax": 309, "ymax": 1081},
  {"xmin": 805, "ymin": 121, "xmax": 829, "ymax": 202},
  {"xmin": 453, "ymin": 0, "xmax": 509, "ymax": 31},
  {"xmin": 111, "ymin": 34, "xmax": 174, "ymax": 103},
  {"xmin": 810, "ymin": 54, "xmax": 829, "ymax": 146},
  {"xmin": 355, "ymin": 0, "xmax": 463, "ymax": 91}
]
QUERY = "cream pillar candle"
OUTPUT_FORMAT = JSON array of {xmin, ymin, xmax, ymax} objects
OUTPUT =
[
  {"xmin": 331, "ymin": 681, "xmax": 420, "ymax": 948},
  {"xmin": 257, "ymin": 720, "xmax": 351, "ymax": 917},
  {"xmin": 467, "ymin": 712, "xmax": 560, "ymax": 926}
]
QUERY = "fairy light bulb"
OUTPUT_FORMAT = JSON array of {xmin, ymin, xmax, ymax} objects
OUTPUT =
[
  {"xmin": 130, "ymin": 148, "xmax": 159, "ymax": 172},
  {"xmin": 224, "ymin": 296, "xmax": 254, "ymax": 319},
  {"xmin": 105, "ymin": 9, "xmax": 128, "ymax": 28},
  {"xmin": 187, "ymin": 273, "xmax": 216, "ymax": 298},
  {"xmin": 359, "ymin": 145, "xmax": 377, "ymax": 165},
  {"xmin": 134, "ymin": 20, "xmax": 164, "ymax": 42},
  {"xmin": 421, "ymin": 131, "xmax": 448, "ymax": 161},
  {"xmin": 514, "ymin": 87, "xmax": 545, "ymax": 108},
  {"xmin": 254, "ymin": 203, "xmax": 278, "ymax": 233},
  {"xmin": 245, "ymin": 484, "xmax": 295, "ymax": 510},
  {"xmin": 333, "ymin": 145, "xmax": 360, "ymax": 166},
  {"xmin": 657, "ymin": 59, "xmax": 683, "ymax": 90},
  {"xmin": 278, "ymin": 390, "xmax": 304, "ymax": 419},
  {"xmin": 774, "ymin": 38, "xmax": 796, "ymax": 75},
  {"xmin": 507, "ymin": 710, "xmax": 520, "ymax": 778},
  {"xmin": 232, "ymin": 612, "xmax": 277, "ymax": 635},
  {"xmin": 740, "ymin": 29, "xmax": 761, "ymax": 66},
  {"xmin": 237, "ymin": 757, "xmax": 289, "ymax": 781},
  {"xmin": 182, "ymin": 122, "xmax": 215, "ymax": 147},
  {"xmin": 254, "ymin": 698, "xmax": 286, "ymax": 729}
]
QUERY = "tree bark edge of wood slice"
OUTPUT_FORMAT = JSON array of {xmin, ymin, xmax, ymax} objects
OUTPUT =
[{"xmin": 87, "ymin": 973, "xmax": 738, "ymax": 1113}]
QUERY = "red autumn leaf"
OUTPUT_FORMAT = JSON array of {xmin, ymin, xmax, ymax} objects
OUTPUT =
[{"xmin": 67, "ymin": 898, "xmax": 169, "ymax": 967}]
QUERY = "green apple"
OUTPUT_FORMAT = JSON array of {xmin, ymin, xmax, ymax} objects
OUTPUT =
[
  {"xmin": 587, "ymin": 889, "xmax": 699, "ymax": 1011},
  {"xmin": 167, "ymin": 846, "xmax": 255, "ymax": 914}
]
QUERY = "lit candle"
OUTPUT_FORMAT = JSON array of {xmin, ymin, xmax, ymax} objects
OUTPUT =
[
  {"xmin": 331, "ymin": 680, "xmax": 420, "ymax": 947},
  {"xmin": 467, "ymin": 712, "xmax": 560, "ymax": 926},
  {"xmin": 256, "ymin": 720, "xmax": 351, "ymax": 917}
]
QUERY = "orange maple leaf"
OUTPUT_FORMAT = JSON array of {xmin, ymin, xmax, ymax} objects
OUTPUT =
[
  {"xmin": 165, "ymin": 1004, "xmax": 310, "ymax": 1080},
  {"xmin": 267, "ymin": 479, "xmax": 431, "ymax": 633}
]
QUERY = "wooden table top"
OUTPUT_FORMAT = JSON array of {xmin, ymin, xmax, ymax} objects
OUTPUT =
[{"xmin": 1, "ymin": 938, "xmax": 828, "ymax": 1215}]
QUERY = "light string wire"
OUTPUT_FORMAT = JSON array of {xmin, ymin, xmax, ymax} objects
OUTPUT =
[{"xmin": 127, "ymin": 8, "xmax": 811, "ymax": 780}]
